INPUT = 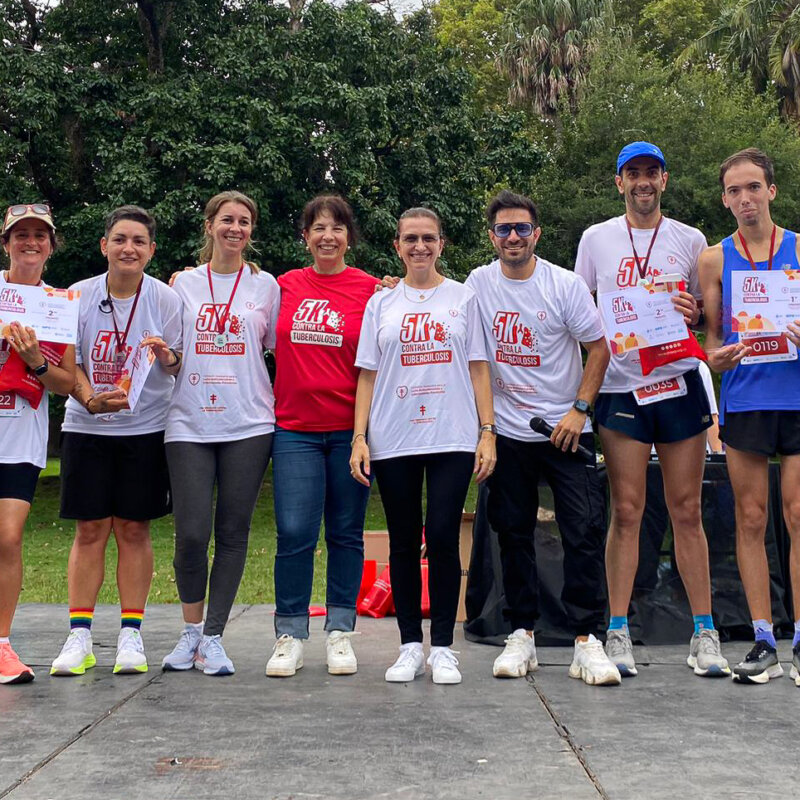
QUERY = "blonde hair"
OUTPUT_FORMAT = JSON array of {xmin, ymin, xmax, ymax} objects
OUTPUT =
[{"xmin": 199, "ymin": 191, "xmax": 260, "ymax": 273}]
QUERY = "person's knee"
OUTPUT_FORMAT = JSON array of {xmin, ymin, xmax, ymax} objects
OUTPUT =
[
  {"xmin": 0, "ymin": 527, "xmax": 23, "ymax": 559},
  {"xmin": 609, "ymin": 497, "xmax": 644, "ymax": 534},
  {"xmin": 75, "ymin": 520, "xmax": 112, "ymax": 548},
  {"xmin": 113, "ymin": 519, "xmax": 151, "ymax": 548},
  {"xmin": 667, "ymin": 495, "xmax": 703, "ymax": 532},
  {"xmin": 736, "ymin": 499, "xmax": 768, "ymax": 538},
  {"xmin": 782, "ymin": 497, "xmax": 800, "ymax": 534}
]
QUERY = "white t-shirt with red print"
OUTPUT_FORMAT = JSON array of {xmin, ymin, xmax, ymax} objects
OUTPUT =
[
  {"xmin": 62, "ymin": 273, "xmax": 182, "ymax": 436},
  {"xmin": 465, "ymin": 258, "xmax": 605, "ymax": 442},
  {"xmin": 575, "ymin": 215, "xmax": 706, "ymax": 393},
  {"xmin": 166, "ymin": 264, "xmax": 279, "ymax": 443},
  {"xmin": 0, "ymin": 271, "xmax": 49, "ymax": 468},
  {"xmin": 355, "ymin": 278, "xmax": 488, "ymax": 460}
]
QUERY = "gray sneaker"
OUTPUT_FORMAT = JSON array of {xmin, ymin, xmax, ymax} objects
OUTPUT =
[
  {"xmin": 791, "ymin": 643, "xmax": 800, "ymax": 687},
  {"xmin": 732, "ymin": 641, "xmax": 783, "ymax": 684},
  {"xmin": 687, "ymin": 629, "xmax": 730, "ymax": 677},
  {"xmin": 605, "ymin": 629, "xmax": 637, "ymax": 677}
]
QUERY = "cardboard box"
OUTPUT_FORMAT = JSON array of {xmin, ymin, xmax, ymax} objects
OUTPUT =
[{"xmin": 362, "ymin": 512, "xmax": 474, "ymax": 623}]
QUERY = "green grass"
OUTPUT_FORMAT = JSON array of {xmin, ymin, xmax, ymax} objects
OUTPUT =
[{"xmin": 22, "ymin": 463, "xmax": 479, "ymax": 605}]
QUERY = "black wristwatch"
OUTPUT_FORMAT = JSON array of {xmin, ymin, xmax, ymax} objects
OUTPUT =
[
  {"xmin": 33, "ymin": 359, "xmax": 49, "ymax": 377},
  {"xmin": 573, "ymin": 399, "xmax": 591, "ymax": 415}
]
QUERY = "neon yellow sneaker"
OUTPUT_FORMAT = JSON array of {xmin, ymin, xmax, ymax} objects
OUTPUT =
[
  {"xmin": 51, "ymin": 629, "xmax": 96, "ymax": 676},
  {"xmin": 113, "ymin": 628, "xmax": 148, "ymax": 674}
]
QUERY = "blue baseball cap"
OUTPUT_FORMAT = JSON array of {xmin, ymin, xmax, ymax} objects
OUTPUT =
[{"xmin": 616, "ymin": 141, "xmax": 666, "ymax": 174}]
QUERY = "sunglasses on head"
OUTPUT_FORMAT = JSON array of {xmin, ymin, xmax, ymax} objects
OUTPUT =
[
  {"xmin": 4, "ymin": 204, "xmax": 51, "ymax": 224},
  {"xmin": 490, "ymin": 222, "xmax": 535, "ymax": 238}
]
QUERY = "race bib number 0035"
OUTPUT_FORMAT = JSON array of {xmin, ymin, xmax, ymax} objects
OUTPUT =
[{"xmin": 634, "ymin": 375, "xmax": 687, "ymax": 406}]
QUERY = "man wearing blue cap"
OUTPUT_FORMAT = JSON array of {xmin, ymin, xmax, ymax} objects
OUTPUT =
[{"xmin": 575, "ymin": 142, "xmax": 730, "ymax": 679}]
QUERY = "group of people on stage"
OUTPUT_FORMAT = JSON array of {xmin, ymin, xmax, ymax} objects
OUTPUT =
[{"xmin": 1, "ymin": 143, "xmax": 799, "ymax": 690}]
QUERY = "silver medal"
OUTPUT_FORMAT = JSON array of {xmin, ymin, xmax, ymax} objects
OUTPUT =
[{"xmin": 214, "ymin": 333, "xmax": 228, "ymax": 348}]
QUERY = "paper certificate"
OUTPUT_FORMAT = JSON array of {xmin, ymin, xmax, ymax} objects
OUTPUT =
[
  {"xmin": 731, "ymin": 269, "xmax": 800, "ymax": 333},
  {"xmin": 731, "ymin": 269, "xmax": 800, "ymax": 364},
  {"xmin": 0, "ymin": 284, "xmax": 80, "ymax": 344},
  {"xmin": 599, "ymin": 279, "xmax": 687, "ymax": 355},
  {"xmin": 114, "ymin": 343, "xmax": 155, "ymax": 412}
]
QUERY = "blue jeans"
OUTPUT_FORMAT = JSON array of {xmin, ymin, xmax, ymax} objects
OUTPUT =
[{"xmin": 272, "ymin": 427, "xmax": 370, "ymax": 638}]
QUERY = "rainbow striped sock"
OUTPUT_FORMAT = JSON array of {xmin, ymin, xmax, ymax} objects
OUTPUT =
[
  {"xmin": 69, "ymin": 608, "xmax": 94, "ymax": 631},
  {"xmin": 121, "ymin": 609, "xmax": 144, "ymax": 631}
]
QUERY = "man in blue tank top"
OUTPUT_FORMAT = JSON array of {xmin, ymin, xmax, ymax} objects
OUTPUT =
[{"xmin": 700, "ymin": 148, "xmax": 800, "ymax": 685}]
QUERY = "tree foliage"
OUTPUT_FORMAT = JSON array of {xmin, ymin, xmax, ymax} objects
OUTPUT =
[
  {"xmin": 497, "ymin": 0, "xmax": 613, "ymax": 117},
  {"xmin": 531, "ymin": 30, "xmax": 800, "ymax": 267},
  {"xmin": 0, "ymin": 0, "xmax": 543, "ymax": 286}
]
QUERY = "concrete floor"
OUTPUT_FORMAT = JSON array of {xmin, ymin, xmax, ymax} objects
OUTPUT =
[{"xmin": 1, "ymin": 605, "xmax": 798, "ymax": 800}]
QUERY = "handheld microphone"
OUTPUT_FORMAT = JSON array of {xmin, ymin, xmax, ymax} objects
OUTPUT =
[{"xmin": 529, "ymin": 416, "xmax": 596, "ymax": 462}]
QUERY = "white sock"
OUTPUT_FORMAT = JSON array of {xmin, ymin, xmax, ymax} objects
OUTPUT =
[{"xmin": 185, "ymin": 621, "xmax": 204, "ymax": 632}]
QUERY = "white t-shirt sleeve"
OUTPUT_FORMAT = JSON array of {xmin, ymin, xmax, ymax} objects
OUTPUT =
[
  {"xmin": 355, "ymin": 297, "xmax": 380, "ymax": 370},
  {"xmin": 466, "ymin": 293, "xmax": 488, "ymax": 362},
  {"xmin": 161, "ymin": 285, "xmax": 183, "ymax": 352},
  {"xmin": 688, "ymin": 230, "xmax": 707, "ymax": 300},
  {"xmin": 564, "ymin": 277, "xmax": 605, "ymax": 343},
  {"xmin": 574, "ymin": 232, "xmax": 597, "ymax": 292},
  {"xmin": 262, "ymin": 280, "xmax": 280, "ymax": 351}
]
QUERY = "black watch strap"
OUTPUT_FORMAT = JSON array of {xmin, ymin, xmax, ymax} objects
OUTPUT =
[
  {"xmin": 573, "ymin": 399, "xmax": 591, "ymax": 415},
  {"xmin": 33, "ymin": 359, "xmax": 49, "ymax": 377}
]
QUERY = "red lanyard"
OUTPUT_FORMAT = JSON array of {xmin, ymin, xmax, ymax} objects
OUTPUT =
[
  {"xmin": 626, "ymin": 215, "xmax": 663, "ymax": 280},
  {"xmin": 108, "ymin": 275, "xmax": 143, "ymax": 358},
  {"xmin": 206, "ymin": 263, "xmax": 244, "ymax": 333},
  {"xmin": 738, "ymin": 225, "xmax": 776, "ymax": 271}
]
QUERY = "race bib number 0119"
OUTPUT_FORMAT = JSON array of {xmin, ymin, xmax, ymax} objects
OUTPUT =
[
  {"xmin": 634, "ymin": 375, "xmax": 687, "ymax": 406},
  {"xmin": 740, "ymin": 331, "xmax": 798, "ymax": 365}
]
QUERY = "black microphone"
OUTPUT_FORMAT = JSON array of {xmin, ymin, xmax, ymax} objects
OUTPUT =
[
  {"xmin": 529, "ymin": 416, "xmax": 596, "ymax": 462},
  {"xmin": 99, "ymin": 297, "xmax": 113, "ymax": 313}
]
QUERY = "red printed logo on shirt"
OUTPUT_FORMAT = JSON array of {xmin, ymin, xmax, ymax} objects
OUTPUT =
[
  {"xmin": 90, "ymin": 330, "xmax": 129, "ymax": 386},
  {"xmin": 399, "ymin": 312, "xmax": 453, "ymax": 366},
  {"xmin": 616, "ymin": 258, "xmax": 663, "ymax": 288},
  {"xmin": 194, "ymin": 304, "xmax": 246, "ymax": 356},
  {"xmin": 290, "ymin": 299, "xmax": 344, "ymax": 347},
  {"xmin": 491, "ymin": 311, "xmax": 540, "ymax": 367}
]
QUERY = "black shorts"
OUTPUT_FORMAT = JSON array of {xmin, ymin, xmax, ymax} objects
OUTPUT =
[
  {"xmin": 595, "ymin": 368, "xmax": 712, "ymax": 445},
  {"xmin": 0, "ymin": 462, "xmax": 41, "ymax": 504},
  {"xmin": 60, "ymin": 431, "xmax": 171, "ymax": 521},
  {"xmin": 720, "ymin": 411, "xmax": 800, "ymax": 457}
]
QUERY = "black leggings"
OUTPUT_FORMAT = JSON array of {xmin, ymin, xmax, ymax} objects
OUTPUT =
[
  {"xmin": 373, "ymin": 451, "xmax": 474, "ymax": 647},
  {"xmin": 166, "ymin": 434, "xmax": 272, "ymax": 636}
]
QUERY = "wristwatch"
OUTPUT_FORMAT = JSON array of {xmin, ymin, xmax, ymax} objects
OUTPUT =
[
  {"xmin": 573, "ymin": 399, "xmax": 591, "ymax": 415},
  {"xmin": 33, "ymin": 359, "xmax": 49, "ymax": 377},
  {"xmin": 479, "ymin": 423, "xmax": 497, "ymax": 435}
]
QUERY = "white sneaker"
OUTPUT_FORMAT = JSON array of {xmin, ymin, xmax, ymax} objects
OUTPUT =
[
  {"xmin": 162, "ymin": 624, "xmax": 203, "ymax": 671},
  {"xmin": 428, "ymin": 646, "xmax": 462, "ymax": 685},
  {"xmin": 266, "ymin": 634, "xmax": 304, "ymax": 677},
  {"xmin": 569, "ymin": 635, "xmax": 622, "ymax": 686},
  {"xmin": 493, "ymin": 629, "xmax": 537, "ymax": 678},
  {"xmin": 113, "ymin": 628, "xmax": 148, "ymax": 674},
  {"xmin": 326, "ymin": 631, "xmax": 359, "ymax": 675},
  {"xmin": 50, "ymin": 629, "xmax": 96, "ymax": 676},
  {"xmin": 385, "ymin": 642, "xmax": 425, "ymax": 682}
]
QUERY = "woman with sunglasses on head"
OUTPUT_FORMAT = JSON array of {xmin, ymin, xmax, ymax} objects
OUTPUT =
[
  {"xmin": 51, "ymin": 205, "xmax": 181, "ymax": 678},
  {"xmin": 265, "ymin": 195, "xmax": 380, "ymax": 678},
  {"xmin": 350, "ymin": 208, "xmax": 496, "ymax": 685},
  {"xmin": 162, "ymin": 191, "xmax": 279, "ymax": 676},
  {"xmin": 0, "ymin": 204, "xmax": 76, "ymax": 684}
]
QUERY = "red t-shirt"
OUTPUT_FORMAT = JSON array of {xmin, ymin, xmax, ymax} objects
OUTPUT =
[{"xmin": 275, "ymin": 266, "xmax": 380, "ymax": 431}]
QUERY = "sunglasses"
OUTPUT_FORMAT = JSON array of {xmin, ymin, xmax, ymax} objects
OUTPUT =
[
  {"xmin": 4, "ymin": 204, "xmax": 52, "ymax": 224},
  {"xmin": 490, "ymin": 222, "xmax": 535, "ymax": 238}
]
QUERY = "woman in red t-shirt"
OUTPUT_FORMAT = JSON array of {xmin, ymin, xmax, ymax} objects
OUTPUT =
[{"xmin": 266, "ymin": 195, "xmax": 379, "ymax": 679}]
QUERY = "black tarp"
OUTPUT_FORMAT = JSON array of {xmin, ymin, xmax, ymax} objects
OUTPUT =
[{"xmin": 464, "ymin": 458, "xmax": 793, "ymax": 645}]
